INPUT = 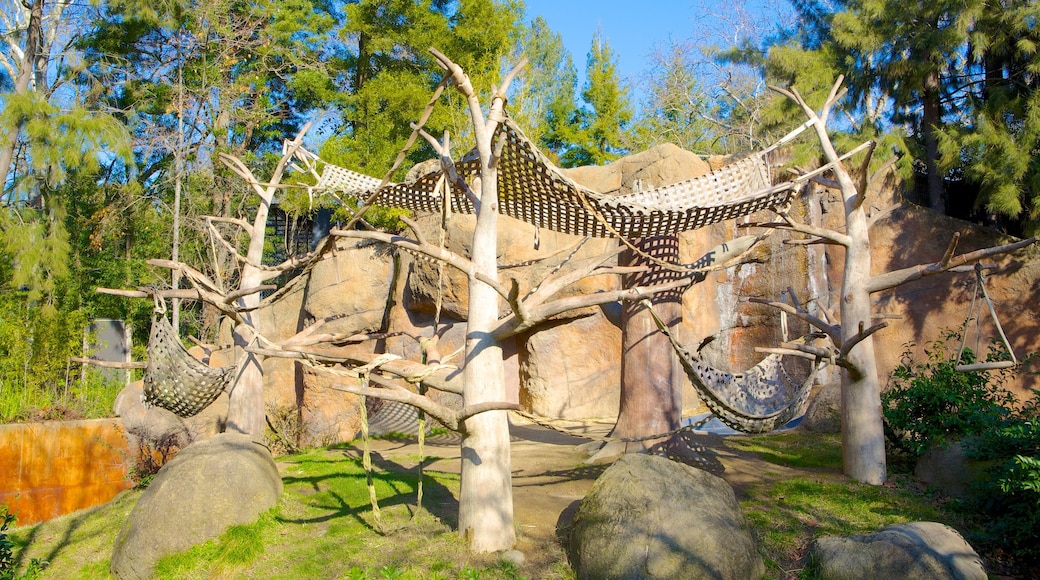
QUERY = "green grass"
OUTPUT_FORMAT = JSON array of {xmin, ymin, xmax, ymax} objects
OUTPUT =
[
  {"xmin": 727, "ymin": 432, "xmax": 844, "ymax": 470},
  {"xmin": 728, "ymin": 431, "xmax": 963, "ymax": 578},
  {"xmin": 9, "ymin": 448, "xmax": 536, "ymax": 579},
  {"xmin": 6, "ymin": 431, "xmax": 979, "ymax": 579}
]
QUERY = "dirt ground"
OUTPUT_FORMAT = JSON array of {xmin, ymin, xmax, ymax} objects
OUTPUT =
[{"xmin": 358, "ymin": 415, "xmax": 806, "ymax": 577}]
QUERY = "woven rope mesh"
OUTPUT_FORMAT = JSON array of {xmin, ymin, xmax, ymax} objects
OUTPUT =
[
  {"xmin": 667, "ymin": 331, "xmax": 817, "ymax": 434},
  {"xmin": 143, "ymin": 316, "xmax": 235, "ymax": 417},
  {"xmin": 315, "ymin": 119, "xmax": 794, "ymax": 238}
]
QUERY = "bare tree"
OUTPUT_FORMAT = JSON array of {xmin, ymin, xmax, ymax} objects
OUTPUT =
[
  {"xmin": 275, "ymin": 50, "xmax": 755, "ymax": 552},
  {"xmin": 100, "ymin": 125, "xmax": 320, "ymax": 436},
  {"xmin": 757, "ymin": 77, "xmax": 1037, "ymax": 484}
]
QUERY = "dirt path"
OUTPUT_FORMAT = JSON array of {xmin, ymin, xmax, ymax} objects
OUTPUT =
[{"xmin": 363, "ymin": 415, "xmax": 809, "ymax": 577}]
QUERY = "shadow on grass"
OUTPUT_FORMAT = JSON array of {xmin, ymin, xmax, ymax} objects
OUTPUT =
[{"xmin": 277, "ymin": 447, "xmax": 460, "ymax": 532}]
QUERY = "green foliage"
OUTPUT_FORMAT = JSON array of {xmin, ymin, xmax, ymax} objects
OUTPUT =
[
  {"xmin": 558, "ymin": 31, "xmax": 633, "ymax": 168},
  {"xmin": 0, "ymin": 507, "xmax": 46, "ymax": 580},
  {"xmin": 882, "ymin": 330, "xmax": 1018, "ymax": 456},
  {"xmin": 963, "ymin": 408, "xmax": 1040, "ymax": 567},
  {"xmin": 883, "ymin": 330, "xmax": 1040, "ymax": 568},
  {"xmin": 508, "ymin": 16, "xmax": 579, "ymax": 162},
  {"xmin": 626, "ymin": 41, "xmax": 720, "ymax": 154},
  {"xmin": 322, "ymin": 0, "xmax": 521, "ymax": 180},
  {"xmin": 0, "ymin": 287, "xmax": 126, "ymax": 422}
]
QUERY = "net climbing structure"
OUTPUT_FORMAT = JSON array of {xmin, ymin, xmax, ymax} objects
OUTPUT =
[
  {"xmin": 147, "ymin": 114, "xmax": 823, "ymax": 431},
  {"xmin": 308, "ymin": 117, "xmax": 803, "ymax": 239}
]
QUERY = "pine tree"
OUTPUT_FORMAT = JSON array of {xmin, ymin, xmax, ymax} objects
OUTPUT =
[
  {"xmin": 507, "ymin": 16, "xmax": 579, "ymax": 162},
  {"xmin": 560, "ymin": 29, "xmax": 633, "ymax": 168},
  {"xmin": 322, "ymin": 0, "xmax": 521, "ymax": 178}
]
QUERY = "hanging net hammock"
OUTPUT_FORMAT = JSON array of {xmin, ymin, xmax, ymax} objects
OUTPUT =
[
  {"xmin": 645, "ymin": 303, "xmax": 825, "ymax": 433},
  {"xmin": 143, "ymin": 315, "xmax": 236, "ymax": 417},
  {"xmin": 305, "ymin": 118, "xmax": 807, "ymax": 239}
]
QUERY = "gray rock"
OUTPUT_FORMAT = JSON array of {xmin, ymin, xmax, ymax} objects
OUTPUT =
[
  {"xmin": 570, "ymin": 453, "xmax": 764, "ymax": 579},
  {"xmin": 802, "ymin": 382, "xmax": 841, "ymax": 433},
  {"xmin": 914, "ymin": 440, "xmax": 991, "ymax": 499},
  {"xmin": 110, "ymin": 433, "xmax": 282, "ymax": 580},
  {"xmin": 807, "ymin": 521, "xmax": 986, "ymax": 580}
]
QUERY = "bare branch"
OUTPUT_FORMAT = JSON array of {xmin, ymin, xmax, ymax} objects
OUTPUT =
[
  {"xmin": 147, "ymin": 258, "xmax": 224, "ymax": 294},
  {"xmin": 940, "ymin": 233, "xmax": 960, "ymax": 268},
  {"xmin": 329, "ymin": 228, "xmax": 512, "ymax": 301},
  {"xmin": 250, "ymin": 344, "xmax": 463, "ymax": 394},
  {"xmin": 70, "ymin": 357, "xmax": 148, "ymax": 369},
  {"xmin": 867, "ymin": 236, "xmax": 1038, "ymax": 294},
  {"xmin": 206, "ymin": 216, "xmax": 253, "ymax": 236},
  {"xmin": 840, "ymin": 321, "xmax": 889, "ymax": 359},
  {"xmin": 224, "ymin": 285, "xmax": 276, "ymax": 304},
  {"xmin": 748, "ymin": 297, "xmax": 840, "ymax": 343},
  {"xmin": 333, "ymin": 380, "xmax": 464, "ymax": 430}
]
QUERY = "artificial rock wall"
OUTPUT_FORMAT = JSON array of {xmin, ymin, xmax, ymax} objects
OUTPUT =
[{"xmin": 249, "ymin": 148, "xmax": 1040, "ymax": 444}]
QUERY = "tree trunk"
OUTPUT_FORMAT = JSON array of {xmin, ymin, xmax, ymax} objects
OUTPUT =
[
  {"xmin": 610, "ymin": 236, "xmax": 682, "ymax": 447},
  {"xmin": 227, "ymin": 310, "xmax": 264, "ymax": 435},
  {"xmin": 225, "ymin": 167, "xmax": 275, "ymax": 437},
  {"xmin": 0, "ymin": 0, "xmax": 44, "ymax": 193},
  {"xmin": 840, "ymin": 199, "xmax": 887, "ymax": 484},
  {"xmin": 458, "ymin": 173, "xmax": 516, "ymax": 552},
  {"xmin": 922, "ymin": 70, "xmax": 944, "ymax": 214}
]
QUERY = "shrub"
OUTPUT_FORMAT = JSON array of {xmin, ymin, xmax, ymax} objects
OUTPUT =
[
  {"xmin": 966, "ymin": 411, "xmax": 1040, "ymax": 568},
  {"xmin": 882, "ymin": 329, "xmax": 1018, "ymax": 456},
  {"xmin": 883, "ymin": 331, "xmax": 1040, "ymax": 570},
  {"xmin": 0, "ymin": 507, "xmax": 46, "ymax": 580}
]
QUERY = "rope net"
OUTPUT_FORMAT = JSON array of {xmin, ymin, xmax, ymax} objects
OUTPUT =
[
  {"xmin": 143, "ymin": 315, "xmax": 236, "ymax": 417},
  {"xmin": 646, "ymin": 303, "xmax": 822, "ymax": 433},
  {"xmin": 308, "ymin": 118, "xmax": 797, "ymax": 238}
]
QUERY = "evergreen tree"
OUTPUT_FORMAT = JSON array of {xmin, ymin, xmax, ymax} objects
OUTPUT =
[
  {"xmin": 936, "ymin": 0, "xmax": 1040, "ymax": 230},
  {"xmin": 321, "ymin": 0, "xmax": 521, "ymax": 179},
  {"xmin": 507, "ymin": 16, "xmax": 578, "ymax": 163},
  {"xmin": 560, "ymin": 30, "xmax": 633, "ymax": 168}
]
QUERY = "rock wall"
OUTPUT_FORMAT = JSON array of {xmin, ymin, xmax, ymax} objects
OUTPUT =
[{"xmin": 251, "ymin": 148, "xmax": 1039, "ymax": 441}]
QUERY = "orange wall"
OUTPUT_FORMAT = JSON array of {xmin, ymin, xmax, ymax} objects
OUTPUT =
[{"xmin": 0, "ymin": 419, "xmax": 132, "ymax": 526}]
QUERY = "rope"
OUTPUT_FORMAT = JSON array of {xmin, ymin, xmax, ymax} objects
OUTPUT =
[
  {"xmin": 511, "ymin": 410, "xmax": 712, "ymax": 444},
  {"xmin": 956, "ymin": 263, "xmax": 1018, "ymax": 371},
  {"xmin": 357, "ymin": 374, "xmax": 383, "ymax": 530}
]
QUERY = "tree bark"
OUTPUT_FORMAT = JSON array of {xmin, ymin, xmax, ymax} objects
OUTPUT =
[
  {"xmin": 458, "ymin": 169, "xmax": 516, "ymax": 551},
  {"xmin": 610, "ymin": 236, "xmax": 682, "ymax": 446},
  {"xmin": 0, "ymin": 0, "xmax": 44, "ymax": 196},
  {"xmin": 840, "ymin": 206, "xmax": 886, "ymax": 484},
  {"xmin": 922, "ymin": 70, "xmax": 944, "ymax": 214}
]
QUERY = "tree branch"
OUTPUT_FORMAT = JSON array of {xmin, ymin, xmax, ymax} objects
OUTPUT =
[
  {"xmin": 748, "ymin": 296, "xmax": 840, "ymax": 343},
  {"xmin": 329, "ymin": 228, "xmax": 512, "ymax": 301},
  {"xmin": 866, "ymin": 236, "xmax": 1038, "ymax": 294}
]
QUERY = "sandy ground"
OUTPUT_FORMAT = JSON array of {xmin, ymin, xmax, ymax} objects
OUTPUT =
[{"xmin": 356, "ymin": 414, "xmax": 801, "ymax": 577}]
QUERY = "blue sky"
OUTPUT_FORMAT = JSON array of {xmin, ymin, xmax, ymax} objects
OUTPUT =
[
  {"xmin": 520, "ymin": 1, "xmax": 786, "ymax": 107},
  {"xmin": 521, "ymin": 0, "xmax": 698, "ymax": 90}
]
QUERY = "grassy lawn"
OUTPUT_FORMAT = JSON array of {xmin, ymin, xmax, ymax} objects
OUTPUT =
[{"xmin": 5, "ymin": 431, "xmax": 979, "ymax": 579}]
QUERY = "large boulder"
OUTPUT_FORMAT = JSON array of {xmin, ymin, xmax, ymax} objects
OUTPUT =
[
  {"xmin": 807, "ymin": 521, "xmax": 986, "ymax": 580},
  {"xmin": 913, "ymin": 440, "xmax": 992, "ymax": 499},
  {"xmin": 110, "ymin": 433, "xmax": 282, "ymax": 580},
  {"xmin": 570, "ymin": 453, "xmax": 764, "ymax": 579},
  {"xmin": 519, "ymin": 311, "xmax": 622, "ymax": 419}
]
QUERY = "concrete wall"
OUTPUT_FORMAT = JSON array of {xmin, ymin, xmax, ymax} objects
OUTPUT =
[{"xmin": 0, "ymin": 419, "xmax": 131, "ymax": 525}]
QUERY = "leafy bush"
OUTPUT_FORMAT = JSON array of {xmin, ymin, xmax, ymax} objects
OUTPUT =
[
  {"xmin": 0, "ymin": 507, "xmax": 46, "ymax": 580},
  {"xmin": 883, "ymin": 331, "xmax": 1040, "ymax": 570},
  {"xmin": 966, "ymin": 409, "xmax": 1040, "ymax": 568},
  {"xmin": 882, "ymin": 330, "xmax": 1018, "ymax": 456}
]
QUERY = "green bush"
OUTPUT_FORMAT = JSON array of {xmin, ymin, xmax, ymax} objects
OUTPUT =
[
  {"xmin": 883, "ymin": 331, "xmax": 1040, "ymax": 570},
  {"xmin": 966, "ymin": 410, "xmax": 1040, "ymax": 568},
  {"xmin": 0, "ymin": 507, "xmax": 46, "ymax": 580},
  {"xmin": 883, "ymin": 330, "xmax": 1018, "ymax": 456}
]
